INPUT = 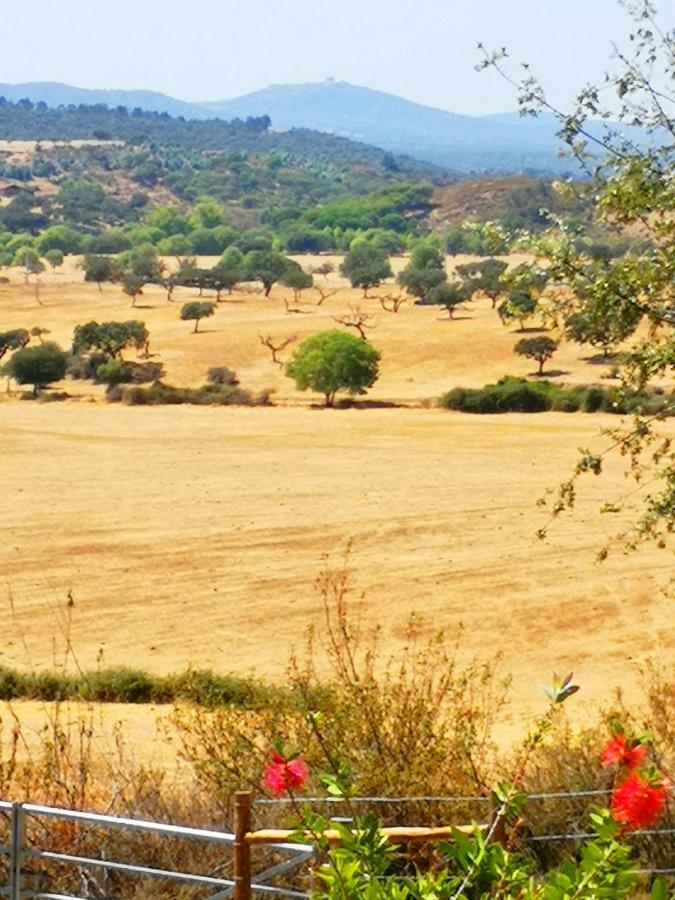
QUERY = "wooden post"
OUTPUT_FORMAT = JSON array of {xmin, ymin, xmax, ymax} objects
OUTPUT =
[
  {"xmin": 9, "ymin": 802, "xmax": 26, "ymax": 900},
  {"xmin": 233, "ymin": 791, "xmax": 252, "ymax": 900}
]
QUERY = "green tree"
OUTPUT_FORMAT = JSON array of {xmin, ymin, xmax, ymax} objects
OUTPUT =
[
  {"xmin": 455, "ymin": 258, "xmax": 508, "ymax": 308},
  {"xmin": 480, "ymin": 1, "xmax": 675, "ymax": 543},
  {"xmin": 180, "ymin": 301, "xmax": 215, "ymax": 333},
  {"xmin": 58, "ymin": 179, "xmax": 106, "ymax": 225},
  {"xmin": 73, "ymin": 321, "xmax": 148, "ymax": 358},
  {"xmin": 121, "ymin": 272, "xmax": 146, "ymax": 307},
  {"xmin": 30, "ymin": 326, "xmax": 50, "ymax": 344},
  {"xmin": 96, "ymin": 357, "xmax": 132, "ymax": 389},
  {"xmin": 398, "ymin": 236, "xmax": 446, "ymax": 301},
  {"xmin": 285, "ymin": 329, "xmax": 380, "ymax": 406},
  {"xmin": 209, "ymin": 264, "xmax": 241, "ymax": 301},
  {"xmin": 514, "ymin": 336, "xmax": 558, "ymax": 375},
  {"xmin": 44, "ymin": 249, "xmax": 64, "ymax": 270},
  {"xmin": 189, "ymin": 197, "xmax": 226, "ymax": 230},
  {"xmin": 565, "ymin": 297, "xmax": 642, "ymax": 359},
  {"xmin": 427, "ymin": 280, "xmax": 472, "ymax": 319},
  {"xmin": 340, "ymin": 241, "xmax": 392, "ymax": 296},
  {"xmin": 36, "ymin": 225, "xmax": 83, "ymax": 255},
  {"xmin": 145, "ymin": 205, "xmax": 191, "ymax": 237},
  {"xmin": 0, "ymin": 328, "xmax": 30, "ymax": 361},
  {"xmin": 498, "ymin": 290, "xmax": 538, "ymax": 331},
  {"xmin": 116, "ymin": 243, "xmax": 164, "ymax": 283},
  {"xmin": 281, "ymin": 266, "xmax": 313, "ymax": 300},
  {"xmin": 242, "ymin": 250, "xmax": 293, "ymax": 296},
  {"xmin": 82, "ymin": 255, "xmax": 121, "ymax": 291},
  {"xmin": 7, "ymin": 343, "xmax": 67, "ymax": 395}
]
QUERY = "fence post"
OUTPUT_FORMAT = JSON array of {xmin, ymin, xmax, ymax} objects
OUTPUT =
[
  {"xmin": 234, "ymin": 791, "xmax": 252, "ymax": 900},
  {"xmin": 9, "ymin": 802, "xmax": 26, "ymax": 900}
]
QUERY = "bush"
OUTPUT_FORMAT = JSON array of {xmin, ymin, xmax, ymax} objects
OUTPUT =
[
  {"xmin": 207, "ymin": 366, "xmax": 239, "ymax": 386},
  {"xmin": 77, "ymin": 668, "xmax": 161, "ymax": 704},
  {"xmin": 7, "ymin": 342, "xmax": 67, "ymax": 394},
  {"xmin": 439, "ymin": 377, "xmax": 673, "ymax": 416},
  {"xmin": 119, "ymin": 380, "xmax": 268, "ymax": 407}
]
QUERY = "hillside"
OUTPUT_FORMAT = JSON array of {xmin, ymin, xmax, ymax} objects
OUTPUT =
[{"xmin": 0, "ymin": 79, "xmax": 615, "ymax": 176}]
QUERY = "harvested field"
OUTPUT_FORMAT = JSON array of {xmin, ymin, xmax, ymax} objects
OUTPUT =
[{"xmin": 0, "ymin": 258, "xmax": 672, "ymax": 744}]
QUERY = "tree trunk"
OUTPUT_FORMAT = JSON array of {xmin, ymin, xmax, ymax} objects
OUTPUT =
[
  {"xmin": 98, "ymin": 282, "xmax": 103, "ymax": 292},
  {"xmin": 264, "ymin": 281, "xmax": 272, "ymax": 297},
  {"xmin": 194, "ymin": 320, "xmax": 199, "ymax": 333},
  {"xmin": 538, "ymin": 358, "xmax": 544, "ymax": 375}
]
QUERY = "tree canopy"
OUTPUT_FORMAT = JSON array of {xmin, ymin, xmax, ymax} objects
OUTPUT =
[
  {"xmin": 7, "ymin": 343, "xmax": 67, "ymax": 394},
  {"xmin": 285, "ymin": 329, "xmax": 381, "ymax": 406}
]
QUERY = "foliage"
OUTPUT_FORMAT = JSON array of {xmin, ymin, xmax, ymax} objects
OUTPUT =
[
  {"xmin": 180, "ymin": 301, "xmax": 215, "ymax": 332},
  {"xmin": 117, "ymin": 379, "xmax": 269, "ymax": 406},
  {"xmin": 455, "ymin": 258, "xmax": 508, "ymax": 307},
  {"xmin": 0, "ymin": 328, "xmax": 30, "ymax": 360},
  {"xmin": 427, "ymin": 280, "xmax": 472, "ymax": 317},
  {"xmin": 478, "ymin": 0, "xmax": 675, "ymax": 547},
  {"xmin": 340, "ymin": 241, "xmax": 392, "ymax": 294},
  {"xmin": 285, "ymin": 329, "xmax": 381, "ymax": 406},
  {"xmin": 281, "ymin": 265, "xmax": 313, "ymax": 298},
  {"xmin": 72, "ymin": 320, "xmax": 148, "ymax": 358},
  {"xmin": 206, "ymin": 366, "xmax": 239, "ymax": 386},
  {"xmin": 7, "ymin": 342, "xmax": 67, "ymax": 394},
  {"xmin": 242, "ymin": 250, "xmax": 295, "ymax": 296},
  {"xmin": 439, "ymin": 376, "xmax": 672, "ymax": 416},
  {"xmin": 398, "ymin": 235, "xmax": 447, "ymax": 301},
  {"xmin": 498, "ymin": 289, "xmax": 538, "ymax": 330},
  {"xmin": 82, "ymin": 254, "xmax": 122, "ymax": 289},
  {"xmin": 514, "ymin": 336, "xmax": 558, "ymax": 375}
]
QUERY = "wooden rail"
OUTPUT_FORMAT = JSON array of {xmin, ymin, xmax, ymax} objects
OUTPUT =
[{"xmin": 232, "ymin": 791, "xmax": 490, "ymax": 900}]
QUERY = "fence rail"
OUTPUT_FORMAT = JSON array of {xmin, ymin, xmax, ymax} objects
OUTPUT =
[
  {"xmin": 0, "ymin": 793, "xmax": 313, "ymax": 900},
  {"xmin": 0, "ymin": 789, "xmax": 671, "ymax": 898}
]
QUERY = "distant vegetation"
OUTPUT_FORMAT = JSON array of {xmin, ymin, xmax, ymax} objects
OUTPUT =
[{"xmin": 439, "ymin": 377, "xmax": 673, "ymax": 416}]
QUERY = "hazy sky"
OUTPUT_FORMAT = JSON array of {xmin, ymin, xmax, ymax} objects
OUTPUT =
[{"xmin": 1, "ymin": 0, "xmax": 643, "ymax": 115}]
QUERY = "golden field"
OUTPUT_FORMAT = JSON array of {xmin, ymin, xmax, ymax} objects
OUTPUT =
[{"xmin": 0, "ymin": 257, "xmax": 672, "ymax": 749}]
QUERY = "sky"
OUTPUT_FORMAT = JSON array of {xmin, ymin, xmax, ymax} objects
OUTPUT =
[{"xmin": 0, "ymin": 0, "xmax": 644, "ymax": 115}]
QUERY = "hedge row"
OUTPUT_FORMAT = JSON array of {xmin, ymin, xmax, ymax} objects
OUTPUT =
[
  {"xmin": 439, "ymin": 376, "xmax": 673, "ymax": 415},
  {"xmin": 0, "ymin": 666, "xmax": 316, "ymax": 710}
]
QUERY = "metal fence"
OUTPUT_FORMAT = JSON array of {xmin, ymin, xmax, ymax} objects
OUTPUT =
[
  {"xmin": 0, "ymin": 790, "xmax": 672, "ymax": 898},
  {"xmin": 0, "ymin": 796, "xmax": 313, "ymax": 900}
]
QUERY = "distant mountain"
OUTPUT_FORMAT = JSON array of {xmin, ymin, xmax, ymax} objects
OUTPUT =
[
  {"xmin": 0, "ymin": 79, "xmax": 633, "ymax": 176},
  {"xmin": 200, "ymin": 82, "xmax": 574, "ymax": 174},
  {"xmin": 0, "ymin": 81, "xmax": 199, "ymax": 119}
]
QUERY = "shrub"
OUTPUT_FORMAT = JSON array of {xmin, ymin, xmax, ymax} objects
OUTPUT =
[
  {"xmin": 119, "ymin": 380, "xmax": 268, "ymax": 407},
  {"xmin": 206, "ymin": 366, "xmax": 239, "ymax": 386},
  {"xmin": 439, "ymin": 377, "xmax": 673, "ymax": 416},
  {"xmin": 77, "ymin": 668, "xmax": 159, "ymax": 704},
  {"xmin": 7, "ymin": 342, "xmax": 67, "ymax": 394}
]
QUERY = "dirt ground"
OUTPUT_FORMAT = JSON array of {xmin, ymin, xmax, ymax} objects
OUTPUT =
[{"xmin": 0, "ymin": 259, "xmax": 672, "ymax": 759}]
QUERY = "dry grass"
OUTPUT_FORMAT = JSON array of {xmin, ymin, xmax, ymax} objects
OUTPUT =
[{"xmin": 0, "ymin": 257, "xmax": 672, "ymax": 747}]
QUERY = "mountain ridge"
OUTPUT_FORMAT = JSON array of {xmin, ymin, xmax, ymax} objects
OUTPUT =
[{"xmin": 0, "ymin": 79, "xmax": 583, "ymax": 175}]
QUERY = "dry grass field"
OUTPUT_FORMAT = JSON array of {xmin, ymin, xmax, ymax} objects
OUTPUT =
[{"xmin": 0, "ymin": 257, "xmax": 672, "ymax": 754}]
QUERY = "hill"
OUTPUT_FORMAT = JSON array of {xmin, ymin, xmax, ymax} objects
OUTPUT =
[
  {"xmin": 0, "ymin": 79, "xmax": 610, "ymax": 176},
  {"xmin": 201, "ymin": 81, "xmax": 576, "ymax": 175}
]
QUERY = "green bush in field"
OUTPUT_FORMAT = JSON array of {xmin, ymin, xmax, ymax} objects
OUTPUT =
[{"xmin": 439, "ymin": 376, "xmax": 672, "ymax": 416}]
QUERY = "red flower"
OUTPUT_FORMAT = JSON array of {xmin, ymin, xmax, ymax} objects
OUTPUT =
[
  {"xmin": 601, "ymin": 736, "xmax": 647, "ymax": 770},
  {"xmin": 611, "ymin": 771, "xmax": 667, "ymax": 831},
  {"xmin": 263, "ymin": 752, "xmax": 309, "ymax": 797}
]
